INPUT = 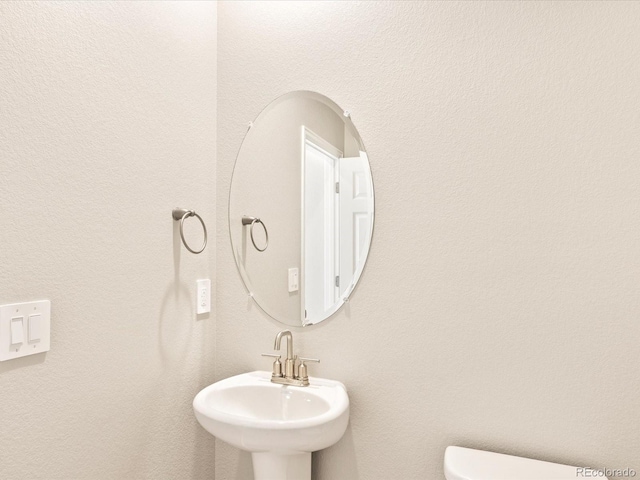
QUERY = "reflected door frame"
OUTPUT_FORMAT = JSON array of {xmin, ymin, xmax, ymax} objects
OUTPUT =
[{"xmin": 301, "ymin": 126, "xmax": 343, "ymax": 325}]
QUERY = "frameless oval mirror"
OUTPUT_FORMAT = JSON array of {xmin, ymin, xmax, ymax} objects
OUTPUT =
[{"xmin": 229, "ymin": 91, "xmax": 374, "ymax": 327}]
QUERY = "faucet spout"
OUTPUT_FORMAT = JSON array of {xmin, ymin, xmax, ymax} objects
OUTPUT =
[
  {"xmin": 274, "ymin": 330, "xmax": 293, "ymax": 360},
  {"xmin": 263, "ymin": 330, "xmax": 318, "ymax": 386}
]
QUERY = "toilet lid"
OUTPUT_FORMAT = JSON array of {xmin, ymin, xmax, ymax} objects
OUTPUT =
[{"xmin": 444, "ymin": 446, "xmax": 602, "ymax": 480}]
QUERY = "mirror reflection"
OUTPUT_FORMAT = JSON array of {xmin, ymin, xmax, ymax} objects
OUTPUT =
[{"xmin": 229, "ymin": 91, "xmax": 374, "ymax": 326}]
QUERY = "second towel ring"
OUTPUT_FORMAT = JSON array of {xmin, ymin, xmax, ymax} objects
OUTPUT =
[
  {"xmin": 172, "ymin": 208, "xmax": 207, "ymax": 254},
  {"xmin": 242, "ymin": 216, "xmax": 269, "ymax": 252}
]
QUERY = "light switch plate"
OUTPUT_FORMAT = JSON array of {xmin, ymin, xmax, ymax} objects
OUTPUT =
[
  {"xmin": 288, "ymin": 268, "xmax": 299, "ymax": 293},
  {"xmin": 0, "ymin": 300, "xmax": 51, "ymax": 361},
  {"xmin": 197, "ymin": 279, "xmax": 211, "ymax": 314}
]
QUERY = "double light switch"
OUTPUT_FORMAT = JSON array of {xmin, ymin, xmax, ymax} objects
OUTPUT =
[
  {"xmin": 10, "ymin": 314, "xmax": 41, "ymax": 345},
  {"xmin": 1, "ymin": 300, "xmax": 50, "ymax": 361}
]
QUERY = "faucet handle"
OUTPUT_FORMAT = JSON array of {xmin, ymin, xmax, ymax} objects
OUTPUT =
[
  {"xmin": 299, "ymin": 357, "xmax": 320, "ymax": 364},
  {"xmin": 261, "ymin": 353, "xmax": 283, "ymax": 378},
  {"xmin": 297, "ymin": 357, "xmax": 320, "ymax": 384}
]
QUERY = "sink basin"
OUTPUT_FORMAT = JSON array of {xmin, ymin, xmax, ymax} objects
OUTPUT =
[{"xmin": 193, "ymin": 371, "xmax": 349, "ymax": 480}]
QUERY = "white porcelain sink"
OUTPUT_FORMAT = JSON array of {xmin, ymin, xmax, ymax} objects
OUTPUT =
[{"xmin": 193, "ymin": 371, "xmax": 349, "ymax": 480}]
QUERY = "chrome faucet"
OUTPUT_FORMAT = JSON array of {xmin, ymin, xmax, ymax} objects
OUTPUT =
[{"xmin": 262, "ymin": 330, "xmax": 319, "ymax": 387}]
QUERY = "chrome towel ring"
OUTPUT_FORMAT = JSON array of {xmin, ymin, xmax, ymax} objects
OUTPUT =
[
  {"xmin": 242, "ymin": 216, "xmax": 269, "ymax": 252},
  {"xmin": 172, "ymin": 208, "xmax": 207, "ymax": 254}
]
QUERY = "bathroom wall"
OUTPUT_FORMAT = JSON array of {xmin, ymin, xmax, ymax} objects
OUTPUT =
[
  {"xmin": 216, "ymin": 2, "xmax": 640, "ymax": 479},
  {"xmin": 0, "ymin": 2, "xmax": 217, "ymax": 478}
]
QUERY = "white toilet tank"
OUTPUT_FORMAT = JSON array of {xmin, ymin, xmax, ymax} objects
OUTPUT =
[{"xmin": 444, "ymin": 446, "xmax": 607, "ymax": 480}]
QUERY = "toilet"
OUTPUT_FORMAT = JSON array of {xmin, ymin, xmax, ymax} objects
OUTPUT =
[{"xmin": 444, "ymin": 446, "xmax": 608, "ymax": 480}]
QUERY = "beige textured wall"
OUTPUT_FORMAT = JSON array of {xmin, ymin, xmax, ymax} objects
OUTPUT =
[
  {"xmin": 0, "ymin": 2, "xmax": 217, "ymax": 479},
  {"xmin": 217, "ymin": 2, "xmax": 640, "ymax": 479}
]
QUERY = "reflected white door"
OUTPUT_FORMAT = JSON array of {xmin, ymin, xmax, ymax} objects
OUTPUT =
[
  {"xmin": 303, "ymin": 132, "xmax": 342, "ymax": 324},
  {"xmin": 338, "ymin": 151, "xmax": 373, "ymax": 297}
]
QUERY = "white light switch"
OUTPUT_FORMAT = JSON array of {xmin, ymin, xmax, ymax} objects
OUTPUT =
[
  {"xmin": 288, "ymin": 268, "xmax": 299, "ymax": 293},
  {"xmin": 197, "ymin": 279, "xmax": 211, "ymax": 314},
  {"xmin": 1, "ymin": 300, "xmax": 50, "ymax": 361},
  {"xmin": 28, "ymin": 314, "xmax": 41, "ymax": 343},
  {"xmin": 11, "ymin": 317, "xmax": 24, "ymax": 345}
]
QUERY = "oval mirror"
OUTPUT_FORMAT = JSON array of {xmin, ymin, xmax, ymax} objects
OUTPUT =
[{"xmin": 229, "ymin": 91, "xmax": 374, "ymax": 327}]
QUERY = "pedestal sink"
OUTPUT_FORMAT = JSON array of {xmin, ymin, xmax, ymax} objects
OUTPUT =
[{"xmin": 193, "ymin": 371, "xmax": 349, "ymax": 480}]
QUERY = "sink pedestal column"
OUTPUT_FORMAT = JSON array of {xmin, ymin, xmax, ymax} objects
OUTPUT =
[{"xmin": 251, "ymin": 452, "xmax": 311, "ymax": 480}]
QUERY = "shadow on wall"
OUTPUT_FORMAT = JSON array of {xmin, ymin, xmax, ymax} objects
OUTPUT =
[
  {"xmin": 238, "ymin": 450, "xmax": 255, "ymax": 480},
  {"xmin": 156, "ymin": 221, "xmax": 207, "ymax": 364},
  {"xmin": 190, "ymin": 418, "xmax": 217, "ymax": 480},
  {"xmin": 0, "ymin": 351, "xmax": 45, "ymax": 375},
  {"xmin": 313, "ymin": 423, "xmax": 359, "ymax": 480},
  {"xmin": 167, "ymin": 215, "xmax": 217, "ymax": 479},
  {"xmin": 157, "ymin": 279, "xmax": 194, "ymax": 364}
]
